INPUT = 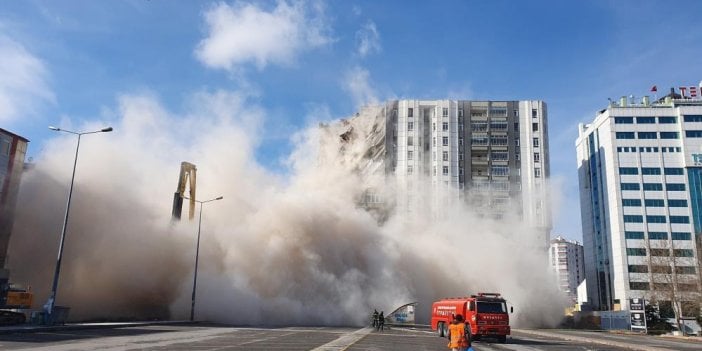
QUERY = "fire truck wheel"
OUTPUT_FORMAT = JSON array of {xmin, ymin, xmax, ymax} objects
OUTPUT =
[
  {"xmin": 498, "ymin": 335, "xmax": 507, "ymax": 343},
  {"xmin": 437, "ymin": 322, "xmax": 445, "ymax": 337},
  {"xmin": 442, "ymin": 323, "xmax": 449, "ymax": 338}
]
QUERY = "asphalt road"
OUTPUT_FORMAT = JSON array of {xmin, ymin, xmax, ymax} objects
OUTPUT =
[{"xmin": 0, "ymin": 324, "xmax": 699, "ymax": 350}]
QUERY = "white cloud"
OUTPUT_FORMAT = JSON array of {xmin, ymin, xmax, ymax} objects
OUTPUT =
[
  {"xmin": 355, "ymin": 21, "xmax": 380, "ymax": 58},
  {"xmin": 195, "ymin": 0, "xmax": 333, "ymax": 71},
  {"xmin": 342, "ymin": 66, "xmax": 378, "ymax": 108},
  {"xmin": 0, "ymin": 34, "xmax": 54, "ymax": 122}
]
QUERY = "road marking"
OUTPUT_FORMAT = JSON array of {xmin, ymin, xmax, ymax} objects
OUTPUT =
[{"xmin": 309, "ymin": 327, "xmax": 373, "ymax": 351}]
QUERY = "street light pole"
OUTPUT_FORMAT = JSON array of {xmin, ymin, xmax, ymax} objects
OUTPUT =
[
  {"xmin": 45, "ymin": 126, "xmax": 113, "ymax": 322},
  {"xmin": 188, "ymin": 195, "xmax": 223, "ymax": 321}
]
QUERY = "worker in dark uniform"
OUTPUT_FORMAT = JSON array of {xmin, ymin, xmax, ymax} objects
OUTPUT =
[
  {"xmin": 372, "ymin": 309, "xmax": 379, "ymax": 328},
  {"xmin": 377, "ymin": 311, "xmax": 385, "ymax": 331}
]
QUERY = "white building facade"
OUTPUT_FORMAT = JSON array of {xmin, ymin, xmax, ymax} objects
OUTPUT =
[
  {"xmin": 549, "ymin": 236, "xmax": 585, "ymax": 303},
  {"xmin": 576, "ymin": 91, "xmax": 702, "ymax": 312},
  {"xmin": 387, "ymin": 99, "xmax": 551, "ymax": 243}
]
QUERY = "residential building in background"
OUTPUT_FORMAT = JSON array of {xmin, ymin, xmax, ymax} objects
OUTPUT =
[
  {"xmin": 549, "ymin": 235, "xmax": 585, "ymax": 303},
  {"xmin": 0, "ymin": 128, "xmax": 29, "ymax": 270},
  {"xmin": 336, "ymin": 99, "xmax": 551, "ymax": 245},
  {"xmin": 576, "ymin": 88, "xmax": 702, "ymax": 314}
]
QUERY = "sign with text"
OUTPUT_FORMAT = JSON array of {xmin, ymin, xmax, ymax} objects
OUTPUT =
[
  {"xmin": 630, "ymin": 312, "xmax": 646, "ymax": 330},
  {"xmin": 629, "ymin": 298, "xmax": 647, "ymax": 332},
  {"xmin": 629, "ymin": 298, "xmax": 645, "ymax": 311}
]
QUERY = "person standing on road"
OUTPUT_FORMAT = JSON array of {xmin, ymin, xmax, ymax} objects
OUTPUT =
[
  {"xmin": 372, "ymin": 309, "xmax": 378, "ymax": 328},
  {"xmin": 447, "ymin": 314, "xmax": 471, "ymax": 351},
  {"xmin": 377, "ymin": 311, "xmax": 385, "ymax": 331}
]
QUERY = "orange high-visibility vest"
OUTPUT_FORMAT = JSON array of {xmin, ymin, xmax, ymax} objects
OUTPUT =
[{"xmin": 447, "ymin": 322, "xmax": 469, "ymax": 348}]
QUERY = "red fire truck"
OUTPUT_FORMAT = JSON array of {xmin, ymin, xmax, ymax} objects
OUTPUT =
[{"xmin": 431, "ymin": 292, "xmax": 512, "ymax": 343}]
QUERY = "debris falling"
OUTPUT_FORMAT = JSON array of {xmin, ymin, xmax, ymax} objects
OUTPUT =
[{"xmin": 8, "ymin": 92, "xmax": 568, "ymax": 326}]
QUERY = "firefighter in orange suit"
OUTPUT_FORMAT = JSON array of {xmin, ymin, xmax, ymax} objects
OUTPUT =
[{"xmin": 447, "ymin": 314, "xmax": 471, "ymax": 351}]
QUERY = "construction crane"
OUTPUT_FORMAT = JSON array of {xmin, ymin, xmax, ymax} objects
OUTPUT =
[{"xmin": 172, "ymin": 162, "xmax": 197, "ymax": 220}]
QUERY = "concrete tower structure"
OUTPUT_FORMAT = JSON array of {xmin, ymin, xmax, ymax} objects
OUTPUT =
[
  {"xmin": 576, "ymin": 88, "xmax": 702, "ymax": 312},
  {"xmin": 549, "ymin": 236, "xmax": 585, "ymax": 303}
]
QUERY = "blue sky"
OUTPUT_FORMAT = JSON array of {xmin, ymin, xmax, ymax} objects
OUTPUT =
[{"xmin": 2, "ymin": 0, "xmax": 702, "ymax": 241}]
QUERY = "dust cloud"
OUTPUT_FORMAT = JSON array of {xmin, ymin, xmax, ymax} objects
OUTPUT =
[{"xmin": 7, "ymin": 91, "xmax": 568, "ymax": 326}]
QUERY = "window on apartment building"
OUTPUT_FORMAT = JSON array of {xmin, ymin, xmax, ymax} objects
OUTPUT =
[
  {"xmin": 626, "ymin": 248, "xmax": 647, "ymax": 256},
  {"xmin": 433, "ymin": 166, "xmax": 437, "ymax": 176},
  {"xmin": 644, "ymin": 199, "xmax": 664, "ymax": 207},
  {"xmin": 515, "ymin": 138, "xmax": 520, "ymax": 147},
  {"xmin": 637, "ymin": 132, "xmax": 657, "ymax": 139},
  {"xmin": 459, "ymin": 153, "xmax": 464, "ymax": 161},
  {"xmin": 666, "ymin": 183, "xmax": 686, "ymax": 191},
  {"xmin": 641, "ymin": 167, "xmax": 661, "ymax": 175},
  {"xmin": 628, "ymin": 265, "xmax": 648, "ymax": 273},
  {"xmin": 668, "ymin": 199, "xmax": 687, "ymax": 207},
  {"xmin": 643, "ymin": 183, "xmax": 663, "ymax": 191},
  {"xmin": 408, "ymin": 121, "xmax": 414, "ymax": 131},
  {"xmin": 684, "ymin": 115, "xmax": 702, "ymax": 122},
  {"xmin": 534, "ymin": 152, "xmax": 540, "ymax": 162},
  {"xmin": 664, "ymin": 168, "xmax": 684, "ymax": 175},
  {"xmin": 646, "ymin": 215, "xmax": 666, "ymax": 223},
  {"xmin": 531, "ymin": 109, "xmax": 537, "ymax": 118},
  {"xmin": 407, "ymin": 150, "xmax": 413, "ymax": 160},
  {"xmin": 442, "ymin": 107, "xmax": 448, "ymax": 117},
  {"xmin": 623, "ymin": 215, "xmax": 644, "ymax": 223},
  {"xmin": 621, "ymin": 183, "xmax": 640, "ymax": 191},
  {"xmin": 407, "ymin": 136, "xmax": 414, "ymax": 146},
  {"xmin": 407, "ymin": 165, "xmax": 413, "ymax": 175},
  {"xmin": 670, "ymin": 216, "xmax": 690, "ymax": 224},
  {"xmin": 442, "ymin": 122, "xmax": 448, "ymax": 131},
  {"xmin": 637, "ymin": 117, "xmax": 656, "ymax": 124},
  {"xmin": 514, "ymin": 109, "xmax": 519, "ymax": 117},
  {"xmin": 443, "ymin": 166, "xmax": 449, "ymax": 175},
  {"xmin": 658, "ymin": 116, "xmax": 677, "ymax": 124},
  {"xmin": 459, "ymin": 137, "xmax": 464, "ymax": 146},
  {"xmin": 674, "ymin": 249, "xmax": 694, "ymax": 257},
  {"xmin": 533, "ymin": 137, "xmax": 539, "ymax": 147},
  {"xmin": 686, "ymin": 130, "xmax": 702, "ymax": 137},
  {"xmin": 629, "ymin": 282, "xmax": 649, "ymax": 290},
  {"xmin": 534, "ymin": 168, "xmax": 541, "ymax": 178},
  {"xmin": 433, "ymin": 137, "xmax": 436, "ymax": 146},
  {"xmin": 442, "ymin": 151, "xmax": 448, "ymax": 161},
  {"xmin": 616, "ymin": 132, "xmax": 635, "ymax": 139},
  {"xmin": 672, "ymin": 232, "xmax": 691, "ymax": 240},
  {"xmin": 622, "ymin": 199, "xmax": 642, "ymax": 206},
  {"xmin": 442, "ymin": 136, "xmax": 449, "ymax": 146},
  {"xmin": 458, "ymin": 109, "xmax": 464, "ymax": 117},
  {"xmin": 614, "ymin": 117, "xmax": 634, "ymax": 124},
  {"xmin": 407, "ymin": 108, "xmax": 413, "ymax": 117},
  {"xmin": 676, "ymin": 266, "xmax": 696, "ymax": 274},
  {"xmin": 619, "ymin": 167, "xmax": 638, "ymax": 175},
  {"xmin": 625, "ymin": 231, "xmax": 644, "ymax": 239},
  {"xmin": 515, "ymin": 153, "xmax": 520, "ymax": 161},
  {"xmin": 649, "ymin": 232, "xmax": 668, "ymax": 240},
  {"xmin": 532, "ymin": 123, "xmax": 538, "ymax": 132}
]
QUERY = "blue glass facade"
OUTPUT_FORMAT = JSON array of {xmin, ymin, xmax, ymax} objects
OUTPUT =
[
  {"xmin": 586, "ymin": 131, "xmax": 611, "ymax": 310},
  {"xmin": 688, "ymin": 168, "xmax": 702, "ymax": 235}
]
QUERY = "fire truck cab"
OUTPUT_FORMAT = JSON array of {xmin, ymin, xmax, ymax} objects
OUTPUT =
[{"xmin": 431, "ymin": 292, "xmax": 512, "ymax": 343}]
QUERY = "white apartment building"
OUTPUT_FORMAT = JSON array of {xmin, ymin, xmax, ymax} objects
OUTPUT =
[
  {"xmin": 576, "ymin": 88, "xmax": 702, "ymax": 312},
  {"xmin": 386, "ymin": 99, "xmax": 551, "ymax": 243},
  {"xmin": 549, "ymin": 236, "xmax": 585, "ymax": 303}
]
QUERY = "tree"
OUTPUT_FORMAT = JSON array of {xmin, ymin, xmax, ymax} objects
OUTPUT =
[{"xmin": 646, "ymin": 238, "xmax": 701, "ymax": 335}]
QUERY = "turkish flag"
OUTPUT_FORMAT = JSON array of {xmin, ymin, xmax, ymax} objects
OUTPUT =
[{"xmin": 650, "ymin": 85, "xmax": 657, "ymax": 92}]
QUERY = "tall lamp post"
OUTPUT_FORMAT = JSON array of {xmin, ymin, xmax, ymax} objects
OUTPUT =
[
  {"xmin": 187, "ymin": 195, "xmax": 223, "ymax": 321},
  {"xmin": 46, "ymin": 126, "xmax": 113, "ymax": 321}
]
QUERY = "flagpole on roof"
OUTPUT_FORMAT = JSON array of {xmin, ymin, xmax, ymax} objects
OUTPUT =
[{"xmin": 651, "ymin": 85, "xmax": 658, "ymax": 102}]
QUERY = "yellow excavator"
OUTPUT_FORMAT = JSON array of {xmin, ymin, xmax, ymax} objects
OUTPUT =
[
  {"xmin": 172, "ymin": 161, "xmax": 197, "ymax": 220},
  {"xmin": 0, "ymin": 271, "xmax": 33, "ymax": 325}
]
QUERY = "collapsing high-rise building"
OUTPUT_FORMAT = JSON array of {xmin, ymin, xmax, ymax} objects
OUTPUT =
[{"xmin": 325, "ymin": 99, "xmax": 551, "ymax": 245}]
